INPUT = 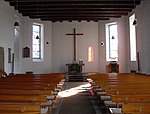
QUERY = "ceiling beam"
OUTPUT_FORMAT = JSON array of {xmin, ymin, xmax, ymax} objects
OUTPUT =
[
  {"xmin": 22, "ymin": 11, "xmax": 128, "ymax": 15},
  {"xmin": 40, "ymin": 17, "xmax": 110, "ymax": 21},
  {"xmin": 18, "ymin": 8, "xmax": 132, "ymax": 13},
  {"xmin": 13, "ymin": 5, "xmax": 136, "ymax": 10},
  {"xmin": 29, "ymin": 15, "xmax": 122, "ymax": 19},
  {"xmin": 4, "ymin": 0, "xmax": 141, "ymax": 22},
  {"xmin": 6, "ymin": 0, "xmax": 141, "ymax": 4}
]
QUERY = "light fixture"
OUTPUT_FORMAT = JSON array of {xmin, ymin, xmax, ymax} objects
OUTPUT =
[
  {"xmin": 100, "ymin": 42, "xmax": 104, "ymax": 46},
  {"xmin": 36, "ymin": 35, "xmax": 40, "ymax": 39},
  {"xmin": 133, "ymin": 19, "xmax": 138, "ymax": 26},
  {"xmin": 14, "ymin": 21, "xmax": 19, "ymax": 26},
  {"xmin": 132, "ymin": 0, "xmax": 138, "ymax": 26},
  {"xmin": 112, "ymin": 36, "xmax": 115, "ymax": 39},
  {"xmin": 14, "ymin": 0, "xmax": 19, "ymax": 27}
]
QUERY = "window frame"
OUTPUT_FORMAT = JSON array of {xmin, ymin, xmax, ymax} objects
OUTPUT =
[
  {"xmin": 129, "ymin": 14, "xmax": 137, "ymax": 61},
  {"xmin": 106, "ymin": 22, "xmax": 118, "ymax": 61},
  {"xmin": 32, "ymin": 23, "xmax": 43, "ymax": 61}
]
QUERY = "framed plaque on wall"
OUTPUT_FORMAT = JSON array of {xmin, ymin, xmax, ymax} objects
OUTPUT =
[{"xmin": 23, "ymin": 47, "xmax": 30, "ymax": 58}]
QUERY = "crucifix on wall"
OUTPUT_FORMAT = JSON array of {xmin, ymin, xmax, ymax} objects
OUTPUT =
[{"xmin": 66, "ymin": 28, "xmax": 84, "ymax": 61}]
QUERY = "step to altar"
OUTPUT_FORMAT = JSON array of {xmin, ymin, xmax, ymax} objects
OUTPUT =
[{"xmin": 65, "ymin": 73, "xmax": 88, "ymax": 82}]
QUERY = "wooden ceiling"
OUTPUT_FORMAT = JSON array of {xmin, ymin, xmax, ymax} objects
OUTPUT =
[{"xmin": 4, "ymin": 0, "xmax": 141, "ymax": 22}]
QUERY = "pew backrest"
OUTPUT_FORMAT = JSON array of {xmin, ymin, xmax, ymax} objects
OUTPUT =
[{"xmin": 122, "ymin": 104, "xmax": 150, "ymax": 114}]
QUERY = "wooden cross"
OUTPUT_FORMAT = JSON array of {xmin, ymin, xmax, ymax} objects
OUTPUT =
[{"xmin": 66, "ymin": 28, "xmax": 84, "ymax": 61}]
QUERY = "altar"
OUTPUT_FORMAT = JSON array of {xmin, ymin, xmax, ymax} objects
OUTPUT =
[{"xmin": 66, "ymin": 63, "xmax": 84, "ymax": 73}]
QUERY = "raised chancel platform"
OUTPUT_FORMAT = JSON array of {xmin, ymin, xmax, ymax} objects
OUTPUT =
[{"xmin": 65, "ymin": 73, "xmax": 88, "ymax": 82}]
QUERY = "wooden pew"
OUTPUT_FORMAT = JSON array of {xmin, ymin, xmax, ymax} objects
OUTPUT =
[
  {"xmin": 104, "ymin": 94, "xmax": 150, "ymax": 113},
  {"xmin": 122, "ymin": 104, "xmax": 150, "ymax": 114},
  {"xmin": 0, "ymin": 85, "xmax": 55, "ymax": 90},
  {"xmin": 106, "ymin": 89, "xmax": 150, "ymax": 95},
  {"xmin": 112, "ymin": 95, "xmax": 150, "ymax": 104},
  {"xmin": 0, "ymin": 73, "xmax": 65, "ymax": 114},
  {"xmin": 0, "ymin": 104, "xmax": 48, "ymax": 114},
  {"xmin": 0, "ymin": 95, "xmax": 47, "ymax": 104},
  {"xmin": 0, "ymin": 89, "xmax": 51, "ymax": 96},
  {"xmin": 88, "ymin": 73, "xmax": 150, "ymax": 114}
]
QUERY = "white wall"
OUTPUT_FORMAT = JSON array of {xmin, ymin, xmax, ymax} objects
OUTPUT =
[
  {"xmin": 143, "ymin": 1, "xmax": 150, "ymax": 75},
  {"xmin": 98, "ymin": 21, "xmax": 106, "ymax": 73},
  {"xmin": 139, "ymin": 0, "xmax": 150, "ymax": 75},
  {"xmin": 98, "ymin": 17, "xmax": 128, "ymax": 73},
  {"xmin": 127, "ymin": 0, "xmax": 150, "ymax": 75},
  {"xmin": 52, "ymin": 21, "xmax": 99, "ymax": 73},
  {"xmin": 0, "ymin": 1, "xmax": 15, "ymax": 74},
  {"xmin": 20, "ymin": 18, "xmax": 53, "ymax": 74}
]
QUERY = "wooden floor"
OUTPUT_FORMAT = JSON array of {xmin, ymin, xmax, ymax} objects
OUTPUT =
[{"xmin": 52, "ymin": 82, "xmax": 109, "ymax": 114}]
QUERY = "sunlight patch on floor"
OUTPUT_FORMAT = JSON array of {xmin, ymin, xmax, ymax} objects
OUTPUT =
[{"xmin": 58, "ymin": 83, "xmax": 91, "ymax": 98}]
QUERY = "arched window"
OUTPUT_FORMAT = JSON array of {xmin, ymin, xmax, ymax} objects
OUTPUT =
[{"xmin": 88, "ymin": 46, "xmax": 94, "ymax": 62}]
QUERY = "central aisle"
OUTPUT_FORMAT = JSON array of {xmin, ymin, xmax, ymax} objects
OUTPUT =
[{"xmin": 56, "ymin": 82, "xmax": 96, "ymax": 114}]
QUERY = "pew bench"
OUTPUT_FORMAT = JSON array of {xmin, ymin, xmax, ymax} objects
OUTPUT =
[
  {"xmin": 104, "ymin": 95, "xmax": 150, "ymax": 107},
  {"xmin": 0, "ymin": 95, "xmax": 48, "ymax": 104},
  {"xmin": 105, "ymin": 95, "xmax": 150, "ymax": 114},
  {"xmin": 0, "ymin": 89, "xmax": 51, "ymax": 96},
  {"xmin": 0, "ymin": 104, "xmax": 48, "ymax": 114},
  {"xmin": 109, "ymin": 103, "xmax": 150, "ymax": 114},
  {"xmin": 88, "ymin": 73, "xmax": 150, "ymax": 114},
  {"xmin": 0, "ymin": 73, "xmax": 65, "ymax": 114},
  {"xmin": 106, "ymin": 89, "xmax": 150, "ymax": 95},
  {"xmin": 122, "ymin": 103, "xmax": 150, "ymax": 114}
]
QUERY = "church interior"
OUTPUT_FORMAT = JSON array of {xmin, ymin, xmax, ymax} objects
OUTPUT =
[{"xmin": 0, "ymin": 0, "xmax": 150, "ymax": 114}]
